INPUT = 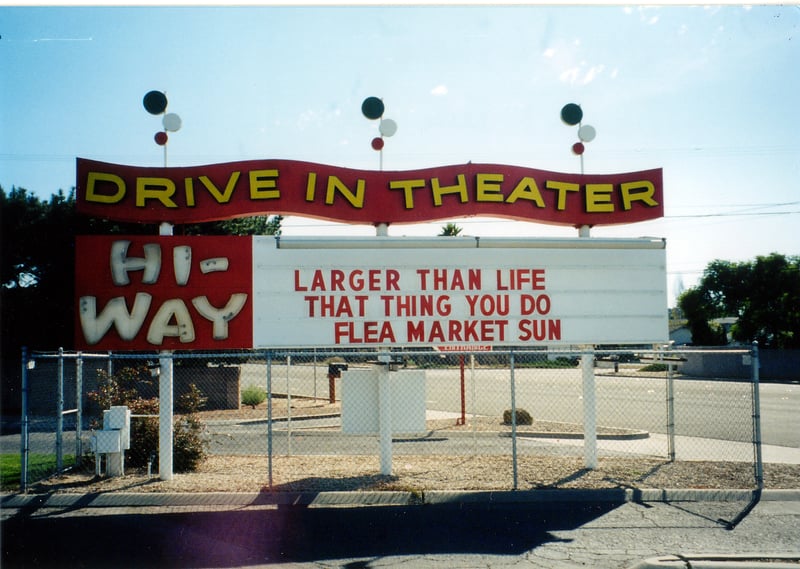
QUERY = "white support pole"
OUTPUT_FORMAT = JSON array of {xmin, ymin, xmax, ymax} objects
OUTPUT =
[
  {"xmin": 377, "ymin": 355, "xmax": 392, "ymax": 475},
  {"xmin": 375, "ymin": 223, "xmax": 392, "ymax": 474},
  {"xmin": 510, "ymin": 351, "xmax": 518, "ymax": 490},
  {"xmin": 470, "ymin": 353, "xmax": 477, "ymax": 449},
  {"xmin": 581, "ymin": 345, "xmax": 598, "ymax": 469},
  {"xmin": 159, "ymin": 354, "xmax": 173, "ymax": 481},
  {"xmin": 159, "ymin": 221, "xmax": 174, "ymax": 481}
]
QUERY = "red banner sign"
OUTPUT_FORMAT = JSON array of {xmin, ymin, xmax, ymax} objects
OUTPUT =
[
  {"xmin": 75, "ymin": 235, "xmax": 253, "ymax": 350},
  {"xmin": 76, "ymin": 158, "xmax": 663, "ymax": 227}
]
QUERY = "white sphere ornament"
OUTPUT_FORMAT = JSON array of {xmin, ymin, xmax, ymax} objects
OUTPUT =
[
  {"xmin": 163, "ymin": 113, "xmax": 183, "ymax": 132},
  {"xmin": 578, "ymin": 124, "xmax": 596, "ymax": 142},
  {"xmin": 379, "ymin": 118, "xmax": 398, "ymax": 137}
]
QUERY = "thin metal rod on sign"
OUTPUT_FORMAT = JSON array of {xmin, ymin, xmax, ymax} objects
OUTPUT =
[
  {"xmin": 20, "ymin": 347, "xmax": 29, "ymax": 493},
  {"xmin": 56, "ymin": 347, "xmax": 64, "ymax": 473},
  {"xmin": 510, "ymin": 351, "xmax": 518, "ymax": 490},
  {"xmin": 577, "ymin": 124, "xmax": 589, "ymax": 238}
]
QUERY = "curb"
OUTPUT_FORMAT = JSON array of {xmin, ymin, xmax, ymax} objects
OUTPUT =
[
  {"xmin": 209, "ymin": 415, "xmax": 650, "ymax": 440},
  {"xmin": 3, "ymin": 489, "xmax": 798, "ymax": 509},
  {"xmin": 629, "ymin": 554, "xmax": 800, "ymax": 568}
]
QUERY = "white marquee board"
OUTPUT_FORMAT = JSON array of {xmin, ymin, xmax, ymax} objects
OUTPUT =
[{"xmin": 252, "ymin": 237, "xmax": 668, "ymax": 348}]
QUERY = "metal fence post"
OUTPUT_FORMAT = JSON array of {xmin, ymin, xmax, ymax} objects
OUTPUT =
[
  {"xmin": 510, "ymin": 350, "xmax": 518, "ymax": 490},
  {"xmin": 56, "ymin": 347, "xmax": 64, "ymax": 472},
  {"xmin": 267, "ymin": 351, "xmax": 273, "ymax": 490},
  {"xmin": 76, "ymin": 352, "xmax": 83, "ymax": 466},
  {"xmin": 20, "ymin": 347, "xmax": 29, "ymax": 493},
  {"xmin": 286, "ymin": 355, "xmax": 292, "ymax": 455},
  {"xmin": 751, "ymin": 341, "xmax": 764, "ymax": 490},
  {"xmin": 666, "ymin": 347, "xmax": 676, "ymax": 462}
]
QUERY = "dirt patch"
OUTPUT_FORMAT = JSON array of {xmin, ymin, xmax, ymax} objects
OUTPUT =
[{"xmin": 22, "ymin": 400, "xmax": 800, "ymax": 495}]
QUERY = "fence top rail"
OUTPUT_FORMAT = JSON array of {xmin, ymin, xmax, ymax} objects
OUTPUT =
[
  {"xmin": 25, "ymin": 347, "xmax": 752, "ymax": 360},
  {"xmin": 670, "ymin": 348, "xmax": 753, "ymax": 355},
  {"xmin": 27, "ymin": 350, "xmax": 110, "ymax": 360}
]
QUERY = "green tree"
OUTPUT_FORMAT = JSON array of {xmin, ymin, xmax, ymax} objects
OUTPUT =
[
  {"xmin": 676, "ymin": 287, "xmax": 727, "ymax": 346},
  {"xmin": 0, "ymin": 184, "xmax": 282, "ymax": 412},
  {"xmin": 181, "ymin": 215, "xmax": 283, "ymax": 236},
  {"xmin": 678, "ymin": 253, "xmax": 800, "ymax": 348},
  {"xmin": 438, "ymin": 222, "xmax": 463, "ymax": 236}
]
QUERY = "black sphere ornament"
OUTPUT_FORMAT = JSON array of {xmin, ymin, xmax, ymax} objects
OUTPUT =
[
  {"xmin": 361, "ymin": 97, "xmax": 385, "ymax": 120},
  {"xmin": 560, "ymin": 103, "xmax": 583, "ymax": 126},
  {"xmin": 143, "ymin": 91, "xmax": 168, "ymax": 115}
]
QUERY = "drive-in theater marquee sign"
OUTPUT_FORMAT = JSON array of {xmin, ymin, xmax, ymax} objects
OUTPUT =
[{"xmin": 75, "ymin": 158, "xmax": 668, "ymax": 350}]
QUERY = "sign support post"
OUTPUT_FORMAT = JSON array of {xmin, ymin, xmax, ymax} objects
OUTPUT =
[
  {"xmin": 581, "ymin": 345, "xmax": 598, "ymax": 469},
  {"xmin": 158, "ymin": 221, "xmax": 174, "ymax": 481},
  {"xmin": 378, "ymin": 353, "xmax": 393, "ymax": 475}
]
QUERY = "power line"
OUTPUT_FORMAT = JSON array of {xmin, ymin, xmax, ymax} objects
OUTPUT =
[{"xmin": 665, "ymin": 211, "xmax": 800, "ymax": 219}]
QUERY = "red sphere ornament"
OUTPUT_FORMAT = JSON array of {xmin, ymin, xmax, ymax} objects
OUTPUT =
[
  {"xmin": 371, "ymin": 137, "xmax": 385, "ymax": 151},
  {"xmin": 154, "ymin": 131, "xmax": 168, "ymax": 146},
  {"xmin": 572, "ymin": 142, "xmax": 585, "ymax": 155}
]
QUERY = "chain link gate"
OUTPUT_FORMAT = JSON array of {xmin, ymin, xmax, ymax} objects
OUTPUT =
[{"xmin": 12, "ymin": 345, "xmax": 765, "ymax": 520}]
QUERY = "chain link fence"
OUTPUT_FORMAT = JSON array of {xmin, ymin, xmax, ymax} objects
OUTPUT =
[{"xmin": 8, "ymin": 346, "xmax": 765, "ymax": 501}]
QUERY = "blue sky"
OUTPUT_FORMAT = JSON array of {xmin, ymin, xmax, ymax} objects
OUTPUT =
[{"xmin": 2, "ymin": 4, "xmax": 798, "ymax": 305}]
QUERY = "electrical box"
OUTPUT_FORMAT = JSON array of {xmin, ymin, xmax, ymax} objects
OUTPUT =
[
  {"xmin": 92, "ymin": 430, "xmax": 122, "ymax": 454},
  {"xmin": 341, "ymin": 369, "xmax": 426, "ymax": 435},
  {"xmin": 103, "ymin": 406, "xmax": 131, "ymax": 450}
]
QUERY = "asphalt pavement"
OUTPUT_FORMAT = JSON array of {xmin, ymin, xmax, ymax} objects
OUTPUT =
[{"xmin": 2, "ymin": 489, "xmax": 799, "ymax": 569}]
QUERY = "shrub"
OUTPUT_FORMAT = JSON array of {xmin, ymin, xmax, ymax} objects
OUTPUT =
[
  {"xmin": 173, "ymin": 382, "xmax": 209, "ymax": 473},
  {"xmin": 173, "ymin": 414, "xmax": 207, "ymax": 472},
  {"xmin": 87, "ymin": 366, "xmax": 208, "ymax": 472},
  {"xmin": 502, "ymin": 408, "xmax": 533, "ymax": 425},
  {"xmin": 639, "ymin": 363, "xmax": 668, "ymax": 372},
  {"xmin": 241, "ymin": 385, "xmax": 267, "ymax": 409}
]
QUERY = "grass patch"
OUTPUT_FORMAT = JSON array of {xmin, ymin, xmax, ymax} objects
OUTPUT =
[{"xmin": 1, "ymin": 453, "xmax": 75, "ymax": 489}]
